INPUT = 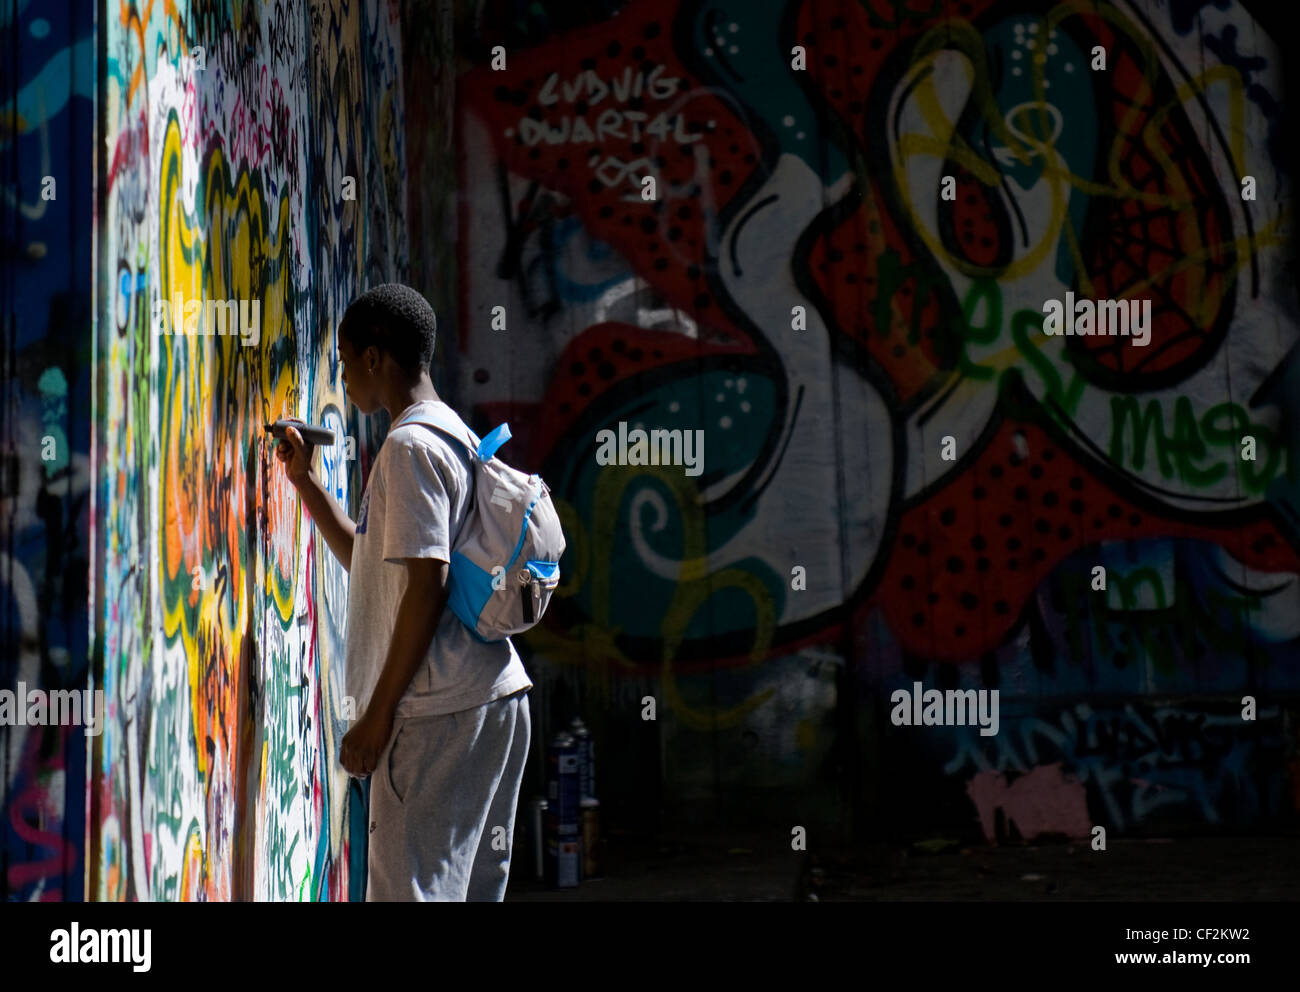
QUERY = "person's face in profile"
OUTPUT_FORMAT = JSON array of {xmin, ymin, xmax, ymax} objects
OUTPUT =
[{"xmin": 338, "ymin": 332, "xmax": 381, "ymax": 414}]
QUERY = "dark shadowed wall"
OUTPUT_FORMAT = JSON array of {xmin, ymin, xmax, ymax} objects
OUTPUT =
[
  {"xmin": 416, "ymin": 0, "xmax": 1300, "ymax": 843},
  {"xmin": 1, "ymin": 0, "xmax": 95, "ymax": 901}
]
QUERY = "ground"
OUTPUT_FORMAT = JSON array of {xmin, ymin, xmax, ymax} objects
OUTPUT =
[{"xmin": 507, "ymin": 827, "xmax": 1300, "ymax": 901}]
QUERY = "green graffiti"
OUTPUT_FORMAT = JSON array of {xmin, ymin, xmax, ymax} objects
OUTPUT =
[
  {"xmin": 1056, "ymin": 566, "xmax": 1262, "ymax": 676},
  {"xmin": 1110, "ymin": 566, "xmax": 1168, "ymax": 610},
  {"xmin": 1109, "ymin": 396, "xmax": 1284, "ymax": 493},
  {"xmin": 871, "ymin": 248, "xmax": 956, "ymax": 347},
  {"xmin": 950, "ymin": 278, "xmax": 1086, "ymax": 416},
  {"xmin": 1008, "ymin": 305, "xmax": 1086, "ymax": 415},
  {"xmin": 955, "ymin": 278, "xmax": 999, "ymax": 381}
]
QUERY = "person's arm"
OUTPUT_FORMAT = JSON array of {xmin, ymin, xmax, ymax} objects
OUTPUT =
[
  {"xmin": 366, "ymin": 557, "xmax": 448, "ymax": 718},
  {"xmin": 274, "ymin": 425, "xmax": 356, "ymax": 570},
  {"xmin": 339, "ymin": 557, "xmax": 449, "ymax": 776}
]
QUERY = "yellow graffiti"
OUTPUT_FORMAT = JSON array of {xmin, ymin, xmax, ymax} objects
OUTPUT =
[
  {"xmin": 891, "ymin": 21, "xmax": 1071, "ymax": 281},
  {"xmin": 889, "ymin": 2, "xmax": 1259, "ymax": 293},
  {"xmin": 156, "ymin": 112, "xmax": 299, "ymax": 798},
  {"xmin": 553, "ymin": 497, "xmax": 588, "ymax": 595},
  {"xmin": 555, "ymin": 464, "xmax": 776, "ymax": 728},
  {"xmin": 528, "ymin": 466, "xmax": 781, "ymax": 728},
  {"xmin": 658, "ymin": 566, "xmax": 777, "ymax": 731}
]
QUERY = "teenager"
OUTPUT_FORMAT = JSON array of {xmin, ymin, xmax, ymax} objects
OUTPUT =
[{"xmin": 275, "ymin": 283, "xmax": 532, "ymax": 901}]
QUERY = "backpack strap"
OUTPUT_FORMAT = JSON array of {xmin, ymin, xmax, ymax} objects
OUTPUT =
[{"xmin": 392, "ymin": 403, "xmax": 512, "ymax": 462}]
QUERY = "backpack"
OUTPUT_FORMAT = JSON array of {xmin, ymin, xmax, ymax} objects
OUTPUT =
[{"xmin": 391, "ymin": 403, "xmax": 566, "ymax": 642}]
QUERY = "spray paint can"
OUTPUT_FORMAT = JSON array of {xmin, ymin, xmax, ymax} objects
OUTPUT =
[
  {"xmin": 528, "ymin": 797, "xmax": 547, "ymax": 882},
  {"xmin": 545, "ymin": 732, "xmax": 580, "ymax": 887},
  {"xmin": 580, "ymin": 798, "xmax": 602, "ymax": 880},
  {"xmin": 570, "ymin": 717, "xmax": 595, "ymax": 801}
]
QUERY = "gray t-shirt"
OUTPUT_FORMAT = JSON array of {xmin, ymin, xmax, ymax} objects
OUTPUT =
[{"xmin": 343, "ymin": 399, "xmax": 532, "ymax": 719}]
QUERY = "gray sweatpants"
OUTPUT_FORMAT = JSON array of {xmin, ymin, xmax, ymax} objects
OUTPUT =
[{"xmin": 367, "ymin": 688, "xmax": 531, "ymax": 901}]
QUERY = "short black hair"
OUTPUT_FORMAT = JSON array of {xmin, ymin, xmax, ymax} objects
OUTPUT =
[{"xmin": 339, "ymin": 283, "xmax": 438, "ymax": 375}]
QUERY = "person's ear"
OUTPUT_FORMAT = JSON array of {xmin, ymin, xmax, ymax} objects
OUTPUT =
[{"xmin": 365, "ymin": 345, "xmax": 380, "ymax": 374}]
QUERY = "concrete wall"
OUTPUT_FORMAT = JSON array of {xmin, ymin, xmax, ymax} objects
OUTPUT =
[
  {"xmin": 445, "ymin": 0, "xmax": 1300, "ymax": 839},
  {"xmin": 94, "ymin": 0, "xmax": 407, "ymax": 900},
  {"xmin": 1, "ymin": 0, "xmax": 96, "ymax": 901}
]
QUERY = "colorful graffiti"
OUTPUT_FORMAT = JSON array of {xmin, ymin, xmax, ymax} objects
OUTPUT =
[
  {"xmin": 95, "ymin": 0, "xmax": 407, "ymax": 899},
  {"xmin": 0, "ymin": 0, "xmax": 95, "ymax": 900},
  {"xmin": 9, "ymin": 0, "xmax": 1300, "ymax": 904},
  {"xmin": 949, "ymin": 699, "xmax": 1287, "ymax": 838},
  {"xmin": 453, "ymin": 0, "xmax": 1300, "ymax": 833}
]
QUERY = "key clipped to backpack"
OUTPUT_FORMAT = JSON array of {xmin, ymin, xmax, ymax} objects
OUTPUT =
[{"xmin": 393, "ymin": 404, "xmax": 566, "ymax": 642}]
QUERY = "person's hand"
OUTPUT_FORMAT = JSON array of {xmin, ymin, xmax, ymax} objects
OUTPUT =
[
  {"xmin": 340, "ymin": 706, "xmax": 395, "ymax": 778},
  {"xmin": 273, "ymin": 424, "xmax": 314, "ymax": 487}
]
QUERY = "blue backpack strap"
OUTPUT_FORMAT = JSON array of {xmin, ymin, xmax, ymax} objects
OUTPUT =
[
  {"xmin": 477, "ymin": 423, "xmax": 511, "ymax": 461},
  {"xmin": 392, "ymin": 404, "xmax": 511, "ymax": 462}
]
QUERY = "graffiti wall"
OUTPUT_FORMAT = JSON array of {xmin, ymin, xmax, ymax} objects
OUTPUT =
[
  {"xmin": 452, "ymin": 0, "xmax": 1300, "ymax": 836},
  {"xmin": 94, "ymin": 0, "xmax": 407, "ymax": 899},
  {"xmin": 9, "ymin": 0, "xmax": 1299, "ymax": 905},
  {"xmin": 0, "ymin": 0, "xmax": 95, "ymax": 901}
]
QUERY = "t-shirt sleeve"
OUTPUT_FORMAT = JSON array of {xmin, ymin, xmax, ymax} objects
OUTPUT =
[{"xmin": 381, "ymin": 435, "xmax": 454, "ymax": 563}]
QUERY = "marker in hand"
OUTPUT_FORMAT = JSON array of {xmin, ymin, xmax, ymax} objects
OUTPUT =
[{"xmin": 265, "ymin": 418, "xmax": 337, "ymax": 446}]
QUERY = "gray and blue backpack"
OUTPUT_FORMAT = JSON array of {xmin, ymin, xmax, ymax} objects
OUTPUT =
[{"xmin": 392, "ymin": 403, "xmax": 566, "ymax": 642}]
